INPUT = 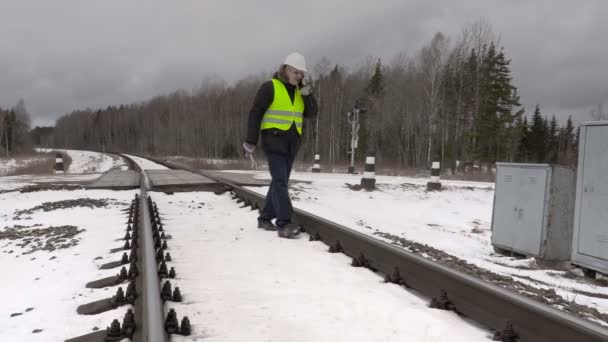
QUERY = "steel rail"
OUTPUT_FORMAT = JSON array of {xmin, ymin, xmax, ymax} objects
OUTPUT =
[{"xmin": 121, "ymin": 155, "xmax": 168, "ymax": 342}]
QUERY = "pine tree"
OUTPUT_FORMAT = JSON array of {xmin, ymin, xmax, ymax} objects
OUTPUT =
[
  {"xmin": 474, "ymin": 43, "xmax": 521, "ymax": 166},
  {"xmin": 558, "ymin": 116, "xmax": 577, "ymax": 166},
  {"xmin": 514, "ymin": 114, "xmax": 529, "ymax": 162},
  {"xmin": 574, "ymin": 125, "xmax": 580, "ymax": 159},
  {"xmin": 6, "ymin": 110, "xmax": 17, "ymax": 155},
  {"xmin": 528, "ymin": 105, "xmax": 546, "ymax": 162},
  {"xmin": 0, "ymin": 108, "xmax": 8, "ymax": 156},
  {"xmin": 548, "ymin": 115, "xmax": 559, "ymax": 163},
  {"xmin": 367, "ymin": 59, "xmax": 384, "ymax": 98},
  {"xmin": 565, "ymin": 116, "xmax": 575, "ymax": 141},
  {"xmin": 494, "ymin": 48, "xmax": 521, "ymax": 162},
  {"xmin": 542, "ymin": 117, "xmax": 550, "ymax": 162}
]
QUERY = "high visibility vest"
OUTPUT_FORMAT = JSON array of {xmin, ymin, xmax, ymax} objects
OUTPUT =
[{"xmin": 261, "ymin": 79, "xmax": 304, "ymax": 135}]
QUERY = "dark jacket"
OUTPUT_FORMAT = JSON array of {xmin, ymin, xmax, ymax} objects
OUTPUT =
[{"xmin": 245, "ymin": 76, "xmax": 318, "ymax": 156}]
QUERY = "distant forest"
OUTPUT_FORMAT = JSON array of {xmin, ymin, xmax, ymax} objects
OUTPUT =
[{"xmin": 5, "ymin": 19, "xmax": 596, "ymax": 172}]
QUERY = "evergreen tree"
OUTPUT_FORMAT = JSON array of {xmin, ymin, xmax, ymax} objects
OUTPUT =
[
  {"xmin": 474, "ymin": 43, "xmax": 521, "ymax": 165},
  {"xmin": 474, "ymin": 43, "xmax": 497, "ymax": 163},
  {"xmin": 0, "ymin": 108, "xmax": 7, "ymax": 156},
  {"xmin": 561, "ymin": 116, "xmax": 579, "ymax": 167},
  {"xmin": 542, "ymin": 116, "xmax": 550, "ymax": 161},
  {"xmin": 494, "ymin": 48, "xmax": 522, "ymax": 162},
  {"xmin": 514, "ymin": 114, "xmax": 529, "ymax": 162},
  {"xmin": 528, "ymin": 105, "xmax": 546, "ymax": 162},
  {"xmin": 574, "ymin": 125, "xmax": 580, "ymax": 156},
  {"xmin": 462, "ymin": 48, "xmax": 479, "ymax": 162},
  {"xmin": 367, "ymin": 59, "xmax": 385, "ymax": 98},
  {"xmin": 548, "ymin": 115, "xmax": 559, "ymax": 163},
  {"xmin": 563, "ymin": 116, "xmax": 576, "ymax": 162},
  {"xmin": 6, "ymin": 110, "xmax": 16, "ymax": 155}
]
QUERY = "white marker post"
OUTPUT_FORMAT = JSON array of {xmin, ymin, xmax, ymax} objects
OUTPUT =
[
  {"xmin": 426, "ymin": 161, "xmax": 441, "ymax": 191},
  {"xmin": 360, "ymin": 155, "xmax": 376, "ymax": 191},
  {"xmin": 54, "ymin": 152, "xmax": 65, "ymax": 174},
  {"xmin": 312, "ymin": 153, "xmax": 321, "ymax": 173}
]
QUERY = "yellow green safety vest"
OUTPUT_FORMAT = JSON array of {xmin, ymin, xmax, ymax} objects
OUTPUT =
[{"xmin": 261, "ymin": 79, "xmax": 304, "ymax": 135}]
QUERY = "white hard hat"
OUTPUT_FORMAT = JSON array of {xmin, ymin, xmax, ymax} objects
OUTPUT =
[{"xmin": 283, "ymin": 52, "xmax": 307, "ymax": 72}]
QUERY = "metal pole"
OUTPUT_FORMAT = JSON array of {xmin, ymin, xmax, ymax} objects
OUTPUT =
[
  {"xmin": 315, "ymin": 79, "xmax": 320, "ymax": 154},
  {"xmin": 349, "ymin": 109, "xmax": 357, "ymax": 173},
  {"xmin": 350, "ymin": 121, "xmax": 355, "ymax": 171}
]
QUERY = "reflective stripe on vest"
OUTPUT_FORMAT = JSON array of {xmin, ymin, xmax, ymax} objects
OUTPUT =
[{"xmin": 261, "ymin": 79, "xmax": 304, "ymax": 134}]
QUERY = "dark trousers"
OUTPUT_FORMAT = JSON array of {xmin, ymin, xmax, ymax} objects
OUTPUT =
[
  {"xmin": 258, "ymin": 125, "xmax": 300, "ymax": 227},
  {"xmin": 258, "ymin": 152, "xmax": 295, "ymax": 227}
]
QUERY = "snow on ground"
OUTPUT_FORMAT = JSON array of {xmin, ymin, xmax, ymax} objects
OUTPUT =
[
  {"xmin": 0, "ymin": 157, "xmax": 47, "ymax": 176},
  {"xmin": 152, "ymin": 191, "xmax": 492, "ymax": 342},
  {"xmin": 0, "ymin": 174, "xmax": 101, "ymax": 192},
  {"xmin": 2, "ymin": 152, "xmax": 605, "ymax": 339},
  {"xmin": 241, "ymin": 171, "xmax": 608, "ymax": 320},
  {"xmin": 36, "ymin": 148, "xmax": 128, "ymax": 174},
  {"xmin": 58, "ymin": 149, "xmax": 128, "ymax": 173},
  {"xmin": 168, "ymin": 156, "xmax": 239, "ymax": 165},
  {"xmin": 0, "ymin": 188, "xmax": 137, "ymax": 341},
  {"xmin": 0, "ymin": 159, "xmax": 19, "ymax": 175},
  {"xmin": 124, "ymin": 154, "xmax": 169, "ymax": 170}
]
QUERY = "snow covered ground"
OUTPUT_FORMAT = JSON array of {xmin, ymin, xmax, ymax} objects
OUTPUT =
[
  {"xmin": 0, "ymin": 187, "xmax": 137, "ymax": 341},
  {"xmin": 2, "ymin": 149, "xmax": 127, "ymax": 179},
  {"xmin": 168, "ymin": 156, "xmax": 239, "ymax": 165},
  {"xmin": 0, "ymin": 157, "xmax": 49, "ymax": 176},
  {"xmin": 238, "ymin": 170, "xmax": 608, "ymax": 321},
  {"xmin": 58, "ymin": 149, "xmax": 128, "ymax": 174},
  {"xmin": 0, "ymin": 180, "xmax": 492, "ymax": 340},
  {"xmin": 0, "ymin": 174, "xmax": 101, "ymax": 192},
  {"xmin": 152, "ymin": 191, "xmax": 492, "ymax": 341},
  {"xmin": 2, "ymin": 153, "xmax": 606, "ymax": 341}
]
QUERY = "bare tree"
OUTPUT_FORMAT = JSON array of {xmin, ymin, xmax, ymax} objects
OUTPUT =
[{"xmin": 419, "ymin": 32, "xmax": 449, "ymax": 166}]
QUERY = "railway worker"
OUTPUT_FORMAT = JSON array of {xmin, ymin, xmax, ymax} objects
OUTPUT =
[{"xmin": 243, "ymin": 52, "xmax": 318, "ymax": 238}]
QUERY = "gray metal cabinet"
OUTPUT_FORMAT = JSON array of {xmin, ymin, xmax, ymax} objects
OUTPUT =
[
  {"xmin": 572, "ymin": 122, "xmax": 608, "ymax": 273},
  {"xmin": 491, "ymin": 163, "xmax": 576, "ymax": 260}
]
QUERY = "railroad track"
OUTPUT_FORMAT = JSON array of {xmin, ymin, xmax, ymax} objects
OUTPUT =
[
  {"xmin": 67, "ymin": 153, "xmax": 608, "ymax": 342},
  {"xmin": 67, "ymin": 155, "xmax": 189, "ymax": 342},
  {"xmin": 140, "ymin": 155, "xmax": 608, "ymax": 342}
]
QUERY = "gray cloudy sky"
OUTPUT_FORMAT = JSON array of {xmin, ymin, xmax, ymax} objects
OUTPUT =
[{"xmin": 1, "ymin": 0, "xmax": 607, "ymax": 126}]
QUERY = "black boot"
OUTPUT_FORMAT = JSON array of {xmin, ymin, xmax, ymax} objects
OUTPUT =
[
  {"xmin": 258, "ymin": 219, "xmax": 277, "ymax": 231},
  {"xmin": 277, "ymin": 223, "xmax": 301, "ymax": 238}
]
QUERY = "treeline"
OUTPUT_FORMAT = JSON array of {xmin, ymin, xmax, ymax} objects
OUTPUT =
[
  {"xmin": 0, "ymin": 100, "xmax": 33, "ymax": 157},
  {"xmin": 516, "ymin": 106, "xmax": 577, "ymax": 166},
  {"xmin": 50, "ymin": 20, "xmax": 578, "ymax": 170}
]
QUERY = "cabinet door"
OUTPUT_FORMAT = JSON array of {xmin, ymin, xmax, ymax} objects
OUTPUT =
[
  {"xmin": 578, "ymin": 126, "xmax": 608, "ymax": 260},
  {"xmin": 493, "ymin": 167, "xmax": 547, "ymax": 255},
  {"xmin": 511, "ymin": 167, "xmax": 547, "ymax": 255},
  {"xmin": 492, "ymin": 168, "xmax": 519, "ymax": 247}
]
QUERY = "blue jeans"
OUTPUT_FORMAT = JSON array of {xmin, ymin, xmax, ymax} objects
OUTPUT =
[{"xmin": 258, "ymin": 152, "xmax": 295, "ymax": 227}]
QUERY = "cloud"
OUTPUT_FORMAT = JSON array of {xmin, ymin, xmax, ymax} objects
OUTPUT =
[{"xmin": 0, "ymin": 0, "xmax": 606, "ymax": 126}]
